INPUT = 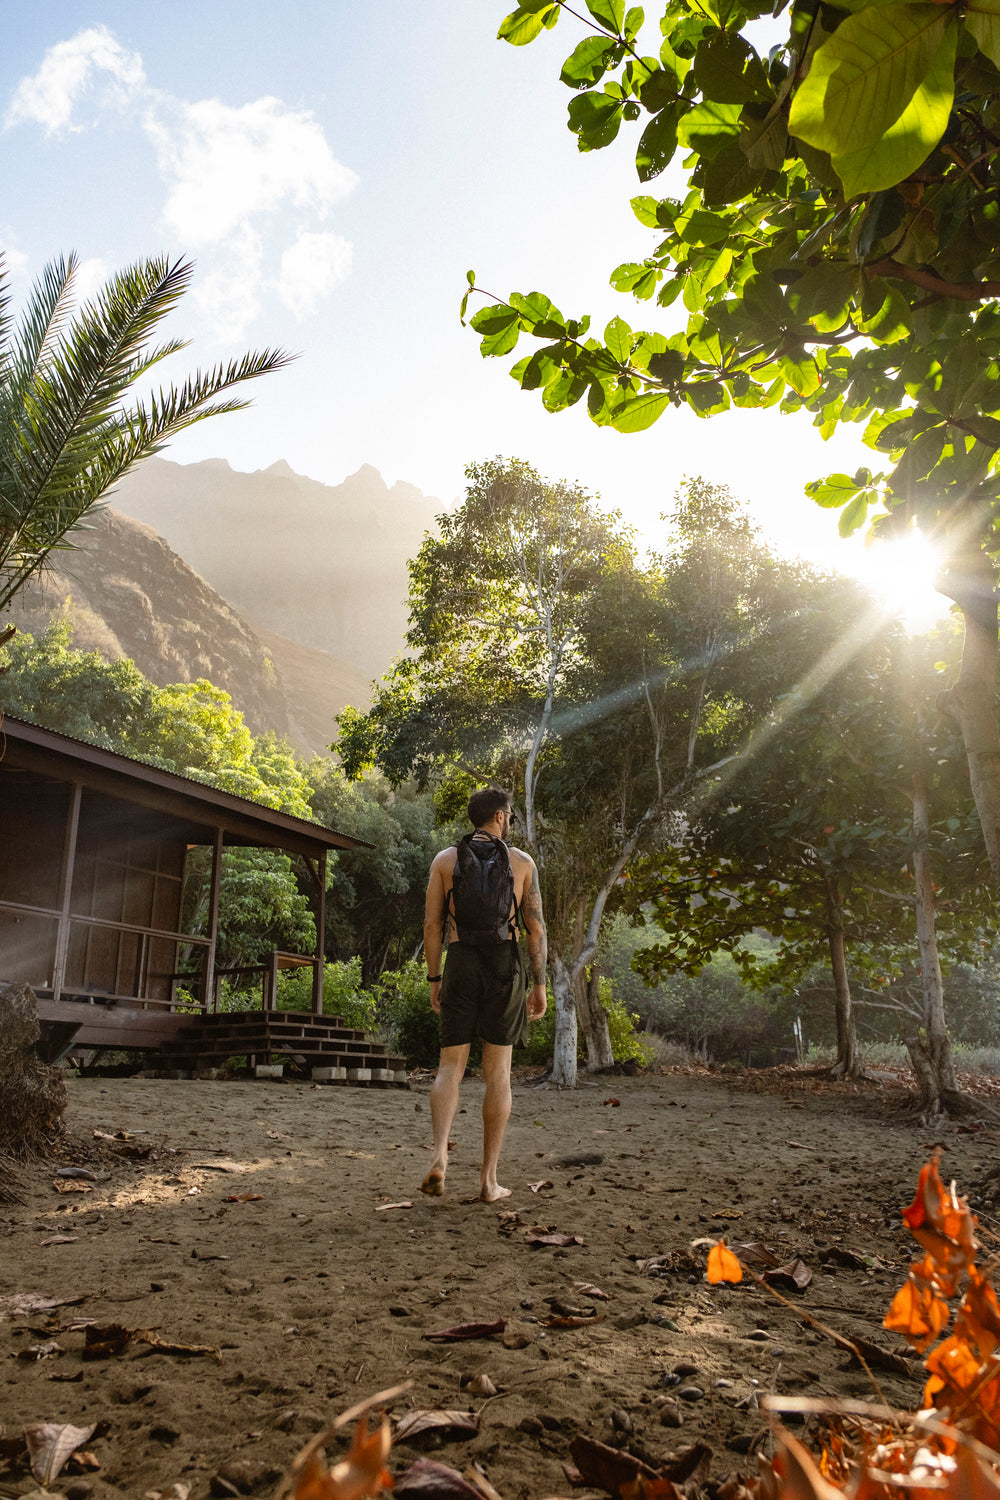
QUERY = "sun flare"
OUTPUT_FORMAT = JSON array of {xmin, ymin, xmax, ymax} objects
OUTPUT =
[{"xmin": 852, "ymin": 529, "xmax": 948, "ymax": 634}]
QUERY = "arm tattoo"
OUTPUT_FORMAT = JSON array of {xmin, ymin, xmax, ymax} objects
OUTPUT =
[{"xmin": 522, "ymin": 866, "xmax": 547, "ymax": 986}]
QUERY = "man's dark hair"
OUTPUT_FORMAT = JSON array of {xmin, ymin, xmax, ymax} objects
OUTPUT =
[{"xmin": 468, "ymin": 786, "xmax": 512, "ymax": 828}]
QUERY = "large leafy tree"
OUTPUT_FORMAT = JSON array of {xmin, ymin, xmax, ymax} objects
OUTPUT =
[
  {"xmin": 338, "ymin": 464, "xmax": 839, "ymax": 1085},
  {"xmin": 633, "ymin": 612, "xmax": 993, "ymax": 1103},
  {"xmin": 0, "ymin": 253, "xmax": 289, "ymax": 616},
  {"xmin": 469, "ymin": 0, "xmax": 1000, "ymax": 892}
]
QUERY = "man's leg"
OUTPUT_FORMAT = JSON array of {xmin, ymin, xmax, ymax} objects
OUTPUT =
[
  {"xmin": 479, "ymin": 1042, "xmax": 513, "ymax": 1202},
  {"xmin": 420, "ymin": 1042, "xmax": 470, "ymax": 1197}
]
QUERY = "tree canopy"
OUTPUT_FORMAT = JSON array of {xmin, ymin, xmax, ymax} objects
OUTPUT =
[{"xmin": 468, "ymin": 1, "xmax": 1000, "ymax": 895}]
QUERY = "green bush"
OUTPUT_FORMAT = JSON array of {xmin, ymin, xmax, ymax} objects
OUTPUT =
[
  {"xmin": 376, "ymin": 959, "xmax": 440, "ymax": 1067},
  {"xmin": 517, "ymin": 978, "xmax": 653, "ymax": 1067},
  {"xmin": 275, "ymin": 957, "xmax": 378, "ymax": 1033}
]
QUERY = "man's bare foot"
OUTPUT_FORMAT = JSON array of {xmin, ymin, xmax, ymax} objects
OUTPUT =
[
  {"xmin": 420, "ymin": 1168, "xmax": 445, "ymax": 1197},
  {"xmin": 479, "ymin": 1182, "xmax": 511, "ymax": 1203}
]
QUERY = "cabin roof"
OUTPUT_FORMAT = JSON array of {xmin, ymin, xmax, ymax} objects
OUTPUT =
[{"xmin": 0, "ymin": 714, "xmax": 369, "ymax": 858}]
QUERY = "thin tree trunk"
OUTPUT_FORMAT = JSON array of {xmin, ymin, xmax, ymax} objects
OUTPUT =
[
  {"xmin": 907, "ymin": 765, "xmax": 961, "ymax": 1113},
  {"xmin": 550, "ymin": 953, "xmax": 578, "ymax": 1088},
  {"xmin": 825, "ymin": 873, "xmax": 860, "ymax": 1078},
  {"xmin": 938, "ymin": 554, "xmax": 1000, "ymax": 885},
  {"xmin": 578, "ymin": 961, "xmax": 614, "ymax": 1071},
  {"xmin": 569, "ymin": 901, "xmax": 614, "ymax": 1070}
]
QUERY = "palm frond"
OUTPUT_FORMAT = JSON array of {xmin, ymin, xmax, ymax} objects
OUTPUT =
[{"xmin": 0, "ymin": 251, "xmax": 293, "ymax": 612}]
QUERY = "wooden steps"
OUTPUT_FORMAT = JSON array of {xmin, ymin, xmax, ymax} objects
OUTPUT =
[{"xmin": 148, "ymin": 1009, "xmax": 409, "ymax": 1087}]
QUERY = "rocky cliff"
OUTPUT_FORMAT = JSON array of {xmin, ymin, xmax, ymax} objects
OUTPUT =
[
  {"xmin": 5, "ymin": 507, "xmax": 370, "ymax": 755},
  {"xmin": 108, "ymin": 456, "xmax": 442, "ymax": 681}
]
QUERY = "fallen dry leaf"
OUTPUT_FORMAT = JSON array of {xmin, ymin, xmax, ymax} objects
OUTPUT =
[
  {"xmin": 23, "ymin": 1422, "xmax": 96, "ymax": 1486},
  {"xmin": 539, "ymin": 1312, "xmax": 603, "ymax": 1329},
  {"xmin": 53, "ymin": 1180, "xmax": 92, "ymax": 1194},
  {"xmin": 707, "ymin": 1243, "xmax": 743, "ymax": 1285},
  {"xmin": 0, "ymin": 1293, "xmax": 85, "ymax": 1321},
  {"xmin": 16, "ymin": 1341, "xmax": 64, "ymax": 1362},
  {"xmin": 421, "ymin": 1321, "xmax": 506, "ymax": 1342},
  {"xmin": 603, "ymin": 1098, "xmax": 621, "ymax": 1107},
  {"xmin": 394, "ymin": 1459, "xmax": 485, "ymax": 1500},
  {"xmin": 393, "ymin": 1410, "xmax": 479, "ymax": 1443},
  {"xmin": 569, "ymin": 1435, "xmax": 659, "ymax": 1493},
  {"xmin": 762, "ymin": 1258, "xmax": 813, "ymax": 1293},
  {"xmin": 375, "ymin": 1201, "xmax": 413, "ymax": 1212},
  {"xmin": 289, "ymin": 1415, "xmax": 392, "ymax": 1500},
  {"xmin": 573, "ymin": 1281, "xmax": 610, "ymax": 1301},
  {"xmin": 39, "ymin": 1236, "xmax": 78, "ymax": 1247},
  {"xmin": 528, "ymin": 1180, "xmax": 554, "ymax": 1193},
  {"xmin": 225, "ymin": 1193, "xmax": 264, "ymax": 1203}
]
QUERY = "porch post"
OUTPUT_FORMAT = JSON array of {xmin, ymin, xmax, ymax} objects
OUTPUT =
[
  {"xmin": 203, "ymin": 827, "xmax": 224, "ymax": 1013},
  {"xmin": 51, "ymin": 782, "xmax": 83, "ymax": 1003},
  {"xmin": 312, "ymin": 849, "xmax": 327, "ymax": 1015}
]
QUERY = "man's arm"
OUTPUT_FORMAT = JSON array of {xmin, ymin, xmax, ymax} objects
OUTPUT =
[
  {"xmin": 424, "ymin": 858, "xmax": 447, "ymax": 1014},
  {"xmin": 521, "ymin": 859, "xmax": 548, "ymax": 1020}
]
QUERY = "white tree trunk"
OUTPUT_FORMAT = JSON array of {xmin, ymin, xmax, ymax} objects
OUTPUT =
[
  {"xmin": 908, "ymin": 766, "xmax": 960, "ymax": 1110},
  {"xmin": 550, "ymin": 954, "xmax": 578, "ymax": 1088},
  {"xmin": 578, "ymin": 962, "xmax": 614, "ymax": 1070}
]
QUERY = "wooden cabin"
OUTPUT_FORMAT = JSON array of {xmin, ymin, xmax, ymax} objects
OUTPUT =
[{"xmin": 0, "ymin": 715, "xmax": 366, "ymax": 1057}]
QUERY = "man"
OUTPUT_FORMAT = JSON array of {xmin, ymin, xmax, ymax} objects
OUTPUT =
[{"xmin": 421, "ymin": 786, "xmax": 547, "ymax": 1202}]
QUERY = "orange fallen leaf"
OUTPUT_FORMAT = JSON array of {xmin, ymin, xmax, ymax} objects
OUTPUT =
[
  {"xmin": 225, "ymin": 1193, "xmax": 264, "ymax": 1202},
  {"xmin": 291, "ymin": 1416, "xmax": 392, "ymax": 1500},
  {"xmin": 706, "ymin": 1242, "xmax": 743, "ymax": 1285}
]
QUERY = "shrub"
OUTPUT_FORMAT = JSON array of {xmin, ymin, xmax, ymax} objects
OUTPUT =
[
  {"xmin": 518, "ymin": 978, "xmax": 653, "ymax": 1067},
  {"xmin": 275, "ymin": 957, "xmax": 378, "ymax": 1033},
  {"xmin": 376, "ymin": 959, "xmax": 440, "ymax": 1068}
]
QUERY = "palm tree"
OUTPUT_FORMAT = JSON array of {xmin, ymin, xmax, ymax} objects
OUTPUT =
[{"xmin": 0, "ymin": 252, "xmax": 292, "ymax": 615}]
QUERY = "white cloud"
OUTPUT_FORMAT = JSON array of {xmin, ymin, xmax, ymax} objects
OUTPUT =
[
  {"xmin": 277, "ymin": 231, "xmax": 352, "ymax": 319},
  {"xmin": 74, "ymin": 256, "xmax": 112, "ymax": 304},
  {"xmin": 190, "ymin": 231, "xmax": 264, "ymax": 343},
  {"xmin": 144, "ymin": 95, "xmax": 358, "ymax": 248},
  {"xmin": 5, "ymin": 26, "xmax": 143, "ymax": 134},
  {"xmin": 5, "ymin": 28, "xmax": 358, "ymax": 339}
]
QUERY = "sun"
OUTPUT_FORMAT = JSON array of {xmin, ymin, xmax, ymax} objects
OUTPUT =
[{"xmin": 848, "ymin": 528, "xmax": 949, "ymax": 634}]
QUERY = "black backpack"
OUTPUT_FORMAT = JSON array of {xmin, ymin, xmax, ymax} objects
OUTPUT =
[{"xmin": 448, "ymin": 834, "xmax": 519, "ymax": 946}]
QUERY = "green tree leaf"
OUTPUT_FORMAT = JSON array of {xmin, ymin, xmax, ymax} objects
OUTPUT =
[
  {"xmin": 788, "ymin": 4, "xmax": 952, "ymax": 157},
  {"xmin": 587, "ymin": 0, "xmax": 626, "ymax": 31},
  {"xmin": 498, "ymin": 4, "xmax": 560, "ymax": 45},
  {"xmin": 636, "ymin": 107, "xmax": 679, "ymax": 180},
  {"xmin": 568, "ymin": 88, "xmax": 625, "ymax": 148},
  {"xmin": 561, "ymin": 36, "xmax": 619, "ymax": 89},
  {"xmin": 605, "ymin": 315, "xmax": 635, "ymax": 361},
  {"xmin": 830, "ymin": 25, "xmax": 957, "ymax": 197}
]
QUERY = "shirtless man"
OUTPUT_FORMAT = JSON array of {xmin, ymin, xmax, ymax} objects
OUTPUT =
[{"xmin": 421, "ymin": 787, "xmax": 547, "ymax": 1203}]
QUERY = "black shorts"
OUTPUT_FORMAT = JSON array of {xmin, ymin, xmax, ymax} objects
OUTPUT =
[{"xmin": 439, "ymin": 941, "xmax": 527, "ymax": 1049}]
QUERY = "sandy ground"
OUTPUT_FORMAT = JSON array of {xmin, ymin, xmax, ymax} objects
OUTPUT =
[{"xmin": 1, "ymin": 1066, "xmax": 997, "ymax": 1499}]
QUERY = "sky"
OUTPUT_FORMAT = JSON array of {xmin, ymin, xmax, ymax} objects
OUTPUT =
[{"xmin": 1, "ymin": 2, "xmax": 946, "ymax": 625}]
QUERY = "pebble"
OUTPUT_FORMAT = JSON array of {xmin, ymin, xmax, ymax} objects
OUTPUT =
[
  {"xmin": 747, "ymin": 1329, "xmax": 770, "ymax": 1341},
  {"xmin": 659, "ymin": 1403, "xmax": 684, "ymax": 1428},
  {"xmin": 611, "ymin": 1409, "xmax": 632, "ymax": 1433},
  {"xmin": 614, "ymin": 1312, "xmax": 646, "ymax": 1330},
  {"xmin": 673, "ymin": 1361, "xmax": 698, "ymax": 1377},
  {"xmin": 66, "ymin": 1485, "xmax": 94, "ymax": 1500},
  {"xmin": 770, "ymin": 1347, "xmax": 786, "ymax": 1358},
  {"xmin": 388, "ymin": 1306, "xmax": 410, "ymax": 1317},
  {"xmin": 518, "ymin": 1417, "xmax": 543, "ymax": 1436},
  {"xmin": 728, "ymin": 1433, "xmax": 759, "ymax": 1454},
  {"xmin": 714, "ymin": 1379, "xmax": 734, "ymax": 1389},
  {"xmin": 678, "ymin": 1386, "xmax": 705, "ymax": 1403},
  {"xmin": 660, "ymin": 1372, "xmax": 681, "ymax": 1388},
  {"xmin": 654, "ymin": 1317, "xmax": 679, "ymax": 1330}
]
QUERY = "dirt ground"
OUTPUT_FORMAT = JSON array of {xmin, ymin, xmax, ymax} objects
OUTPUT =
[{"xmin": 2, "ymin": 1065, "xmax": 998, "ymax": 1500}]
